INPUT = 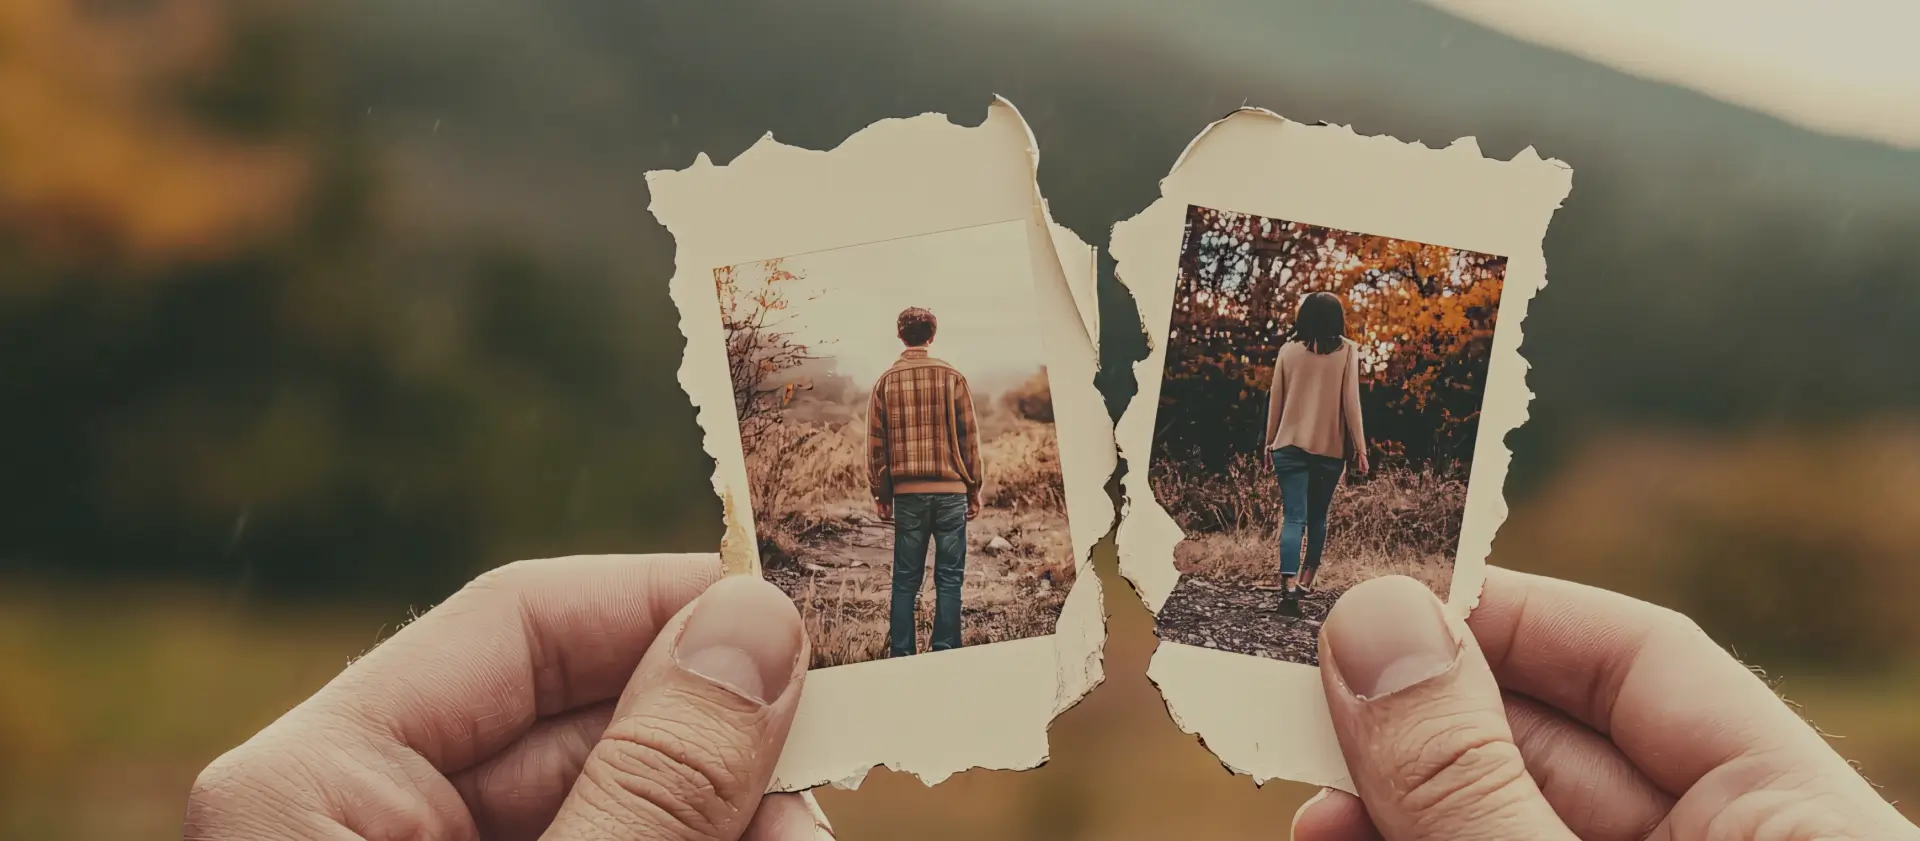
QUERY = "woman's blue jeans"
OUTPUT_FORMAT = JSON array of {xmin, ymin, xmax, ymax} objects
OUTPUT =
[{"xmin": 1271, "ymin": 446, "xmax": 1345, "ymax": 578}]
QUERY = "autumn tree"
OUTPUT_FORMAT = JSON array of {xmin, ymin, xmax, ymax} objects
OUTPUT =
[
  {"xmin": 714, "ymin": 258, "xmax": 822, "ymax": 454},
  {"xmin": 1156, "ymin": 205, "xmax": 1508, "ymax": 475}
]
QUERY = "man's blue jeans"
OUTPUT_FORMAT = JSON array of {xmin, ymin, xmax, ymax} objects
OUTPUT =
[
  {"xmin": 1271, "ymin": 446, "xmax": 1345, "ymax": 578},
  {"xmin": 889, "ymin": 493, "xmax": 969, "ymax": 657}
]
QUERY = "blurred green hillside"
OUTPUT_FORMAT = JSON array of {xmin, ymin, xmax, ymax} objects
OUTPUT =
[{"xmin": 1, "ymin": 0, "xmax": 1916, "ymax": 837}]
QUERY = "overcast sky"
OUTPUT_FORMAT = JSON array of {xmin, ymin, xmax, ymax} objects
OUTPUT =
[
  {"xmin": 933, "ymin": 0, "xmax": 1916, "ymax": 150},
  {"xmin": 1419, "ymin": 0, "xmax": 1920, "ymax": 149},
  {"xmin": 727, "ymin": 219, "xmax": 1048, "ymax": 386}
]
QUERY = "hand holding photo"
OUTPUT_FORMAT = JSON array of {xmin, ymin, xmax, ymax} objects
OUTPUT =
[
  {"xmin": 1151, "ymin": 208, "xmax": 1509, "ymax": 665},
  {"xmin": 1112, "ymin": 108, "xmax": 1571, "ymax": 790},
  {"xmin": 650, "ymin": 99, "xmax": 1113, "ymax": 791}
]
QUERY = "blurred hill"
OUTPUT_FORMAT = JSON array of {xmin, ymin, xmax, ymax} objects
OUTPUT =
[
  {"xmin": 3, "ymin": 0, "xmax": 1917, "ymax": 611},
  {"xmin": 327, "ymin": 0, "xmax": 1920, "ymax": 457}
]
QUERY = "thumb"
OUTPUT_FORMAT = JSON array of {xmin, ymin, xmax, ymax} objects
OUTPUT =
[
  {"xmin": 543, "ymin": 575, "xmax": 808, "ymax": 841},
  {"xmin": 1318, "ymin": 576, "xmax": 1573, "ymax": 841}
]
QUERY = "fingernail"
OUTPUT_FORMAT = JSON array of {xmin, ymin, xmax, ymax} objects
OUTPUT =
[
  {"xmin": 1324, "ymin": 576, "xmax": 1460, "ymax": 701},
  {"xmin": 801, "ymin": 791, "xmax": 835, "ymax": 838},
  {"xmin": 1290, "ymin": 787, "xmax": 1333, "ymax": 836},
  {"xmin": 675, "ymin": 576, "xmax": 804, "ymax": 705}
]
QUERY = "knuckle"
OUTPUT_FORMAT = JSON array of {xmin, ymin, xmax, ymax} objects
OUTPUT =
[
  {"xmin": 1645, "ymin": 604, "xmax": 1737, "ymax": 668},
  {"xmin": 577, "ymin": 716, "xmax": 749, "ymax": 839},
  {"xmin": 182, "ymin": 746, "xmax": 288, "ymax": 840},
  {"xmin": 184, "ymin": 751, "xmax": 247, "ymax": 818},
  {"xmin": 1710, "ymin": 789, "xmax": 1852, "ymax": 841},
  {"xmin": 1646, "ymin": 602, "xmax": 1709, "ymax": 641},
  {"xmin": 1704, "ymin": 767, "xmax": 1891, "ymax": 841},
  {"xmin": 1387, "ymin": 716, "xmax": 1533, "ymax": 819},
  {"xmin": 467, "ymin": 557, "xmax": 556, "ymax": 596},
  {"xmin": 456, "ymin": 557, "xmax": 576, "ymax": 617}
]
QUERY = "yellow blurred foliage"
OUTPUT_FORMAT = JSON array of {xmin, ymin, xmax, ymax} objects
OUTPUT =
[
  {"xmin": 0, "ymin": 0, "xmax": 306, "ymax": 275},
  {"xmin": 1500, "ymin": 422, "xmax": 1920, "ymax": 666}
]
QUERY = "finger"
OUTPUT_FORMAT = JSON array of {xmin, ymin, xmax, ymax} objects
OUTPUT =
[
  {"xmin": 544, "ymin": 575, "xmax": 807, "ymax": 840},
  {"xmin": 1294, "ymin": 694, "xmax": 1674, "ymax": 841},
  {"xmin": 1291, "ymin": 788, "xmax": 1382, "ymax": 841},
  {"xmin": 1503, "ymin": 693, "xmax": 1671, "ymax": 841},
  {"xmin": 453, "ymin": 717, "xmax": 840, "ymax": 840},
  {"xmin": 309, "ymin": 554, "xmax": 723, "ymax": 774},
  {"xmin": 452, "ymin": 702, "xmax": 615, "ymax": 841},
  {"xmin": 189, "ymin": 555, "xmax": 724, "ymax": 841},
  {"xmin": 740, "ymin": 793, "xmax": 834, "ymax": 841},
  {"xmin": 1319, "ymin": 576, "xmax": 1575, "ymax": 840},
  {"xmin": 1468, "ymin": 567, "xmax": 1848, "ymax": 794},
  {"xmin": 453, "ymin": 718, "xmax": 843, "ymax": 841}
]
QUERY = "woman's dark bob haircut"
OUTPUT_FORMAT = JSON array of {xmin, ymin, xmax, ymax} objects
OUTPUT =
[{"xmin": 1293, "ymin": 291, "xmax": 1347, "ymax": 354}]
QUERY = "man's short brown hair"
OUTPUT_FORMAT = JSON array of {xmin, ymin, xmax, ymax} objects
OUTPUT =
[{"xmin": 897, "ymin": 307, "xmax": 937, "ymax": 347}]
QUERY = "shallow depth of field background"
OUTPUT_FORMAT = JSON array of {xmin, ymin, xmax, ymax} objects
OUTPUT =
[{"xmin": 2, "ymin": 1, "xmax": 1918, "ymax": 838}]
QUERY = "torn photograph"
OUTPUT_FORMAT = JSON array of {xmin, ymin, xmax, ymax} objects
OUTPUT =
[
  {"xmin": 1151, "ymin": 207, "xmax": 1506, "ymax": 665},
  {"xmin": 713, "ymin": 220, "xmax": 1073, "ymax": 669},
  {"xmin": 649, "ymin": 97, "xmax": 1113, "ymax": 791},
  {"xmin": 1112, "ymin": 108, "xmax": 1571, "ymax": 790}
]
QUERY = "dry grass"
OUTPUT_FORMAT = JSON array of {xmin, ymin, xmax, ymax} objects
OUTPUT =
[
  {"xmin": 748, "ymin": 411, "xmax": 1069, "ymax": 564},
  {"xmin": 743, "ymin": 384, "xmax": 1074, "ymax": 668},
  {"xmin": 764, "ymin": 498, "xmax": 1073, "ymax": 671},
  {"xmin": 745, "ymin": 421, "xmax": 870, "ymax": 561},
  {"xmin": 1173, "ymin": 532, "xmax": 1450, "ymax": 597},
  {"xmin": 1154, "ymin": 451, "xmax": 1463, "ymax": 596},
  {"xmin": 775, "ymin": 522, "xmax": 1069, "ymax": 669},
  {"xmin": 979, "ymin": 420, "xmax": 1068, "ymax": 512}
]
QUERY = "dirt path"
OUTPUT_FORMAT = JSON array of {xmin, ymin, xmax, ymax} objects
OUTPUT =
[
  {"xmin": 1153, "ymin": 574, "xmax": 1341, "ymax": 666},
  {"xmin": 764, "ymin": 510, "xmax": 1035, "ymax": 594},
  {"xmin": 762, "ymin": 506, "xmax": 1066, "ymax": 664}
]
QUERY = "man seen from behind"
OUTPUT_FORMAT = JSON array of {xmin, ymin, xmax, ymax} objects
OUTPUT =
[{"xmin": 867, "ymin": 306, "xmax": 983, "ymax": 658}]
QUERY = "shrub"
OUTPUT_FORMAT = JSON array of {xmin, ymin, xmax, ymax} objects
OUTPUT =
[
  {"xmin": 746, "ymin": 420, "xmax": 867, "ymax": 564},
  {"xmin": 744, "ymin": 406, "xmax": 1070, "ymax": 561},
  {"xmin": 1001, "ymin": 369, "xmax": 1054, "ymax": 423},
  {"xmin": 982, "ymin": 420, "xmax": 1066, "ymax": 513},
  {"xmin": 1150, "ymin": 449, "xmax": 1466, "ymax": 567}
]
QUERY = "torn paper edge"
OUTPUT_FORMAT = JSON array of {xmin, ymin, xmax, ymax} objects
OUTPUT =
[
  {"xmin": 1110, "ymin": 108, "xmax": 1573, "ymax": 790},
  {"xmin": 648, "ymin": 96, "xmax": 1115, "ymax": 792},
  {"xmin": 1050, "ymin": 216, "xmax": 1101, "ymax": 350}
]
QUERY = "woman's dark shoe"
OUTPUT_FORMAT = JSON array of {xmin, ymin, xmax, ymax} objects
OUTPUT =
[{"xmin": 1278, "ymin": 588, "xmax": 1303, "ymax": 617}]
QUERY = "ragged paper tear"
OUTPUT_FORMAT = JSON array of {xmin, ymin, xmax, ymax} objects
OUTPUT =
[
  {"xmin": 1112, "ymin": 109, "xmax": 1572, "ymax": 790},
  {"xmin": 1050, "ymin": 218, "xmax": 1101, "ymax": 349},
  {"xmin": 649, "ymin": 98, "xmax": 1115, "ymax": 792}
]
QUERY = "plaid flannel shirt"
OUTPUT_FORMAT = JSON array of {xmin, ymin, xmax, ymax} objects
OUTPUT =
[{"xmin": 866, "ymin": 348, "xmax": 983, "ymax": 502}]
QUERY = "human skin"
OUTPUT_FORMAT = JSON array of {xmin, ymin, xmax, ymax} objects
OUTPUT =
[
  {"xmin": 182, "ymin": 554, "xmax": 832, "ymax": 841},
  {"xmin": 182, "ymin": 555, "xmax": 1919, "ymax": 840},
  {"xmin": 1292, "ymin": 569, "xmax": 1919, "ymax": 841}
]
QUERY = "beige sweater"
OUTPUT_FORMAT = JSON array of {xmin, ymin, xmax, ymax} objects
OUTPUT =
[{"xmin": 1264, "ymin": 338, "xmax": 1365, "ymax": 460}]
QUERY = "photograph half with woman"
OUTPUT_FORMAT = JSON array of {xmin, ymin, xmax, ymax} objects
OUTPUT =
[{"xmin": 1149, "ymin": 205, "xmax": 1507, "ymax": 665}]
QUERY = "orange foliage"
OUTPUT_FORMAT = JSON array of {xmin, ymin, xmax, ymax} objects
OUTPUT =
[
  {"xmin": 1158, "ymin": 205, "xmax": 1507, "ymax": 472},
  {"xmin": 0, "ymin": 0, "xmax": 307, "ymax": 271}
]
